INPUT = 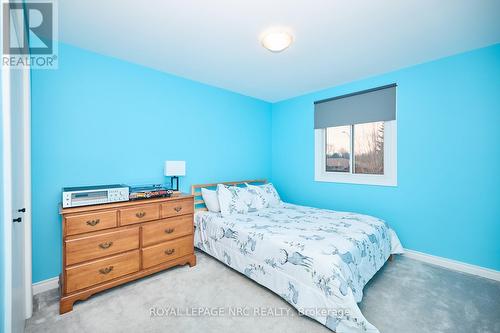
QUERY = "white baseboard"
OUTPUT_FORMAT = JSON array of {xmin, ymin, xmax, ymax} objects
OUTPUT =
[
  {"xmin": 32, "ymin": 276, "xmax": 59, "ymax": 295},
  {"xmin": 403, "ymin": 249, "xmax": 500, "ymax": 282}
]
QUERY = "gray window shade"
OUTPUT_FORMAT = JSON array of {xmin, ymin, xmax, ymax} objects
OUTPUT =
[{"xmin": 314, "ymin": 84, "xmax": 396, "ymax": 129}]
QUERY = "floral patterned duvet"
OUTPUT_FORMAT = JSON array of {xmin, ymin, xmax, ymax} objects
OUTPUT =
[{"xmin": 194, "ymin": 203, "xmax": 403, "ymax": 333}]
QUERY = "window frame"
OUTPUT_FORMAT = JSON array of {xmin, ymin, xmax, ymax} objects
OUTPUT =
[{"xmin": 314, "ymin": 120, "xmax": 397, "ymax": 186}]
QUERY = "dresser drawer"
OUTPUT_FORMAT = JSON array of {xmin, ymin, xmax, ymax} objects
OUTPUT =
[
  {"xmin": 65, "ymin": 250, "xmax": 140, "ymax": 293},
  {"xmin": 161, "ymin": 199, "xmax": 193, "ymax": 218},
  {"xmin": 65, "ymin": 228, "xmax": 139, "ymax": 266},
  {"xmin": 142, "ymin": 215, "xmax": 193, "ymax": 247},
  {"xmin": 120, "ymin": 204, "xmax": 160, "ymax": 225},
  {"xmin": 142, "ymin": 236, "xmax": 194, "ymax": 269},
  {"xmin": 65, "ymin": 210, "xmax": 117, "ymax": 236}
]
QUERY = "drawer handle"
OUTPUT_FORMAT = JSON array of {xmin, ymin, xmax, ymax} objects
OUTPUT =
[
  {"xmin": 164, "ymin": 228, "xmax": 175, "ymax": 234},
  {"xmin": 164, "ymin": 248, "xmax": 175, "ymax": 255},
  {"xmin": 173, "ymin": 206, "xmax": 182, "ymax": 213},
  {"xmin": 136, "ymin": 211, "xmax": 146, "ymax": 218},
  {"xmin": 98, "ymin": 241, "xmax": 113, "ymax": 249},
  {"xmin": 86, "ymin": 219, "xmax": 100, "ymax": 226},
  {"xmin": 99, "ymin": 266, "xmax": 114, "ymax": 275}
]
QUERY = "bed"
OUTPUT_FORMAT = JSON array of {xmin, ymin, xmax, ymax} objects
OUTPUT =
[{"xmin": 192, "ymin": 180, "xmax": 403, "ymax": 333}]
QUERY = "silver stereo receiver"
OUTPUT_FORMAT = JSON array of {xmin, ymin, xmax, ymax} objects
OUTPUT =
[{"xmin": 62, "ymin": 184, "xmax": 129, "ymax": 208}]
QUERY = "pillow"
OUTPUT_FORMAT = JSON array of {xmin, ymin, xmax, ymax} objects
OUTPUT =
[
  {"xmin": 201, "ymin": 188, "xmax": 220, "ymax": 212},
  {"xmin": 239, "ymin": 187, "xmax": 266, "ymax": 211},
  {"xmin": 216, "ymin": 184, "xmax": 249, "ymax": 216},
  {"xmin": 246, "ymin": 183, "xmax": 281, "ymax": 207},
  {"xmin": 244, "ymin": 186, "xmax": 267, "ymax": 210}
]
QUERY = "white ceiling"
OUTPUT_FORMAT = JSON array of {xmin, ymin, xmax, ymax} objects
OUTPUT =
[{"xmin": 59, "ymin": 0, "xmax": 500, "ymax": 102}]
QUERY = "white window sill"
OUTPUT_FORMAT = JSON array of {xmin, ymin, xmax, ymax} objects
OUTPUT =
[{"xmin": 314, "ymin": 172, "xmax": 397, "ymax": 187}]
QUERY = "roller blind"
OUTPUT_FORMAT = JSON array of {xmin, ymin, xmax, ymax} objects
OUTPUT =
[{"xmin": 314, "ymin": 84, "xmax": 396, "ymax": 129}]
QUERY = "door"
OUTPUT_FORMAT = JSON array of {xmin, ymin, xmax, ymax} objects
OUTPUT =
[
  {"xmin": 9, "ymin": 64, "xmax": 32, "ymax": 333},
  {"xmin": 1, "ymin": 7, "xmax": 33, "ymax": 332}
]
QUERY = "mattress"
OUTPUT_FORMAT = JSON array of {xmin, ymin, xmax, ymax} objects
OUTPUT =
[{"xmin": 194, "ymin": 203, "xmax": 403, "ymax": 333}]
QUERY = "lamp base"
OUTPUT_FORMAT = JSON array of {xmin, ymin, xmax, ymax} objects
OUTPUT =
[{"xmin": 170, "ymin": 176, "xmax": 179, "ymax": 192}]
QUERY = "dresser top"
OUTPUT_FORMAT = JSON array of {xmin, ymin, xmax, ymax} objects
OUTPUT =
[{"xmin": 59, "ymin": 193, "xmax": 193, "ymax": 214}]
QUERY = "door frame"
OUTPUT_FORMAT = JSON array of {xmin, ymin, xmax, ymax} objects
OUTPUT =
[
  {"xmin": 1, "ymin": 38, "xmax": 33, "ymax": 333},
  {"xmin": 22, "ymin": 55, "xmax": 33, "ymax": 319},
  {"xmin": 2, "ymin": 56, "xmax": 15, "ymax": 333}
]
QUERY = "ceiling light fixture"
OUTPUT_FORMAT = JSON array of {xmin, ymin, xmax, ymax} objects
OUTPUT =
[{"xmin": 261, "ymin": 31, "xmax": 294, "ymax": 53}]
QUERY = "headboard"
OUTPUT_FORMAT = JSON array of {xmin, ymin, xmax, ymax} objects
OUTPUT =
[{"xmin": 191, "ymin": 179, "xmax": 267, "ymax": 211}]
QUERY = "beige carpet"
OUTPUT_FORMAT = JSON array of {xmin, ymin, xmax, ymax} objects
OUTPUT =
[{"xmin": 26, "ymin": 251, "xmax": 500, "ymax": 333}]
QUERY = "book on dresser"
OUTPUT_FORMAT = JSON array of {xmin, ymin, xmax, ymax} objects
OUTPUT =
[{"xmin": 59, "ymin": 194, "xmax": 196, "ymax": 314}]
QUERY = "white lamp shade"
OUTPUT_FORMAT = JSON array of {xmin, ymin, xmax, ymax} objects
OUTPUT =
[{"xmin": 164, "ymin": 161, "xmax": 186, "ymax": 176}]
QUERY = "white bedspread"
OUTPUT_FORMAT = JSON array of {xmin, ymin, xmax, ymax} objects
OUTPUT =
[{"xmin": 194, "ymin": 203, "xmax": 403, "ymax": 333}]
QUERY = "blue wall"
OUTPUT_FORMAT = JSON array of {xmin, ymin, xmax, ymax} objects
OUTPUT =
[
  {"xmin": 31, "ymin": 43, "xmax": 272, "ymax": 282},
  {"xmin": 271, "ymin": 44, "xmax": 500, "ymax": 270}
]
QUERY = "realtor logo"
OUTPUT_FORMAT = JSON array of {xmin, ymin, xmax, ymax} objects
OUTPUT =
[{"xmin": 2, "ymin": 0, "xmax": 58, "ymax": 69}]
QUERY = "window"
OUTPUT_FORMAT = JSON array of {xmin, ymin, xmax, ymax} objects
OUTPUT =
[
  {"xmin": 314, "ymin": 85, "xmax": 397, "ymax": 186},
  {"xmin": 325, "ymin": 125, "xmax": 351, "ymax": 172}
]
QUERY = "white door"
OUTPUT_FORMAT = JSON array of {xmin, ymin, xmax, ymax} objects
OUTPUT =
[
  {"xmin": 1, "ymin": 7, "xmax": 33, "ymax": 332},
  {"xmin": 9, "ymin": 64, "xmax": 32, "ymax": 333},
  {"xmin": 2, "ymin": 67, "xmax": 32, "ymax": 333}
]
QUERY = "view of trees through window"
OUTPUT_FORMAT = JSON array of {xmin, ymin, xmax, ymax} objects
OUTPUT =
[
  {"xmin": 326, "ymin": 121, "xmax": 384, "ymax": 175},
  {"xmin": 354, "ymin": 122, "xmax": 384, "ymax": 174},
  {"xmin": 325, "ymin": 125, "xmax": 351, "ymax": 172}
]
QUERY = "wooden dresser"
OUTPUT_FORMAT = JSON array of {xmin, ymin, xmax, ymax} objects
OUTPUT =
[{"xmin": 59, "ymin": 194, "xmax": 196, "ymax": 313}]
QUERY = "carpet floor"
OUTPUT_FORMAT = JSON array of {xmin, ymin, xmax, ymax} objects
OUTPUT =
[{"xmin": 26, "ymin": 251, "xmax": 500, "ymax": 333}]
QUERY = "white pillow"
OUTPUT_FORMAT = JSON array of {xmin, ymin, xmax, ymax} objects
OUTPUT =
[
  {"xmin": 201, "ymin": 188, "xmax": 220, "ymax": 212},
  {"xmin": 246, "ymin": 183, "xmax": 281, "ymax": 207},
  {"xmin": 238, "ymin": 187, "xmax": 266, "ymax": 212},
  {"xmin": 244, "ymin": 186, "xmax": 267, "ymax": 210},
  {"xmin": 216, "ymin": 184, "xmax": 249, "ymax": 216}
]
